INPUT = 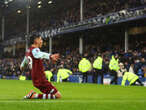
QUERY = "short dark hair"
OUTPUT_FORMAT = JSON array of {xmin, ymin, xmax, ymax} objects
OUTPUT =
[{"xmin": 29, "ymin": 33, "xmax": 41, "ymax": 44}]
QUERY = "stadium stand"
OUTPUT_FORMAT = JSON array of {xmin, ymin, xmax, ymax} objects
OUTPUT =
[
  {"xmin": 1, "ymin": 0, "xmax": 146, "ymax": 40},
  {"xmin": 0, "ymin": 33, "xmax": 145, "ymax": 84},
  {"xmin": 0, "ymin": 0, "xmax": 146, "ymax": 84}
]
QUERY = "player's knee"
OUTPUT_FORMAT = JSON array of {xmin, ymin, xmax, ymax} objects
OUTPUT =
[
  {"xmin": 55, "ymin": 91, "xmax": 62, "ymax": 99},
  {"xmin": 33, "ymin": 83, "xmax": 40, "ymax": 89}
]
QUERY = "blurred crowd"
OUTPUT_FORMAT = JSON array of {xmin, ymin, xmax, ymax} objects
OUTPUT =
[
  {"xmin": 0, "ymin": 35, "xmax": 146, "ymax": 79},
  {"xmin": 31, "ymin": 0, "xmax": 145, "ymax": 31},
  {"xmin": 49, "ymin": 39, "xmax": 146, "ymax": 77},
  {"xmin": 0, "ymin": 58, "xmax": 22, "ymax": 77},
  {"xmin": 1, "ymin": 0, "xmax": 146, "ymax": 79},
  {"xmin": 5, "ymin": 0, "xmax": 146, "ymax": 38}
]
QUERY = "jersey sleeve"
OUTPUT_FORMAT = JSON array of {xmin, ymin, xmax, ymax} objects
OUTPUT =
[
  {"xmin": 20, "ymin": 56, "xmax": 28, "ymax": 68},
  {"xmin": 32, "ymin": 48, "xmax": 51, "ymax": 60}
]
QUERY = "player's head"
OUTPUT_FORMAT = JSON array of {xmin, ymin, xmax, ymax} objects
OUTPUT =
[{"xmin": 30, "ymin": 34, "xmax": 43, "ymax": 48}]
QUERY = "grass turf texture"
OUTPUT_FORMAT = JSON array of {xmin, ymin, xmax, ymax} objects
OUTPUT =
[{"xmin": 0, "ymin": 80, "xmax": 146, "ymax": 110}]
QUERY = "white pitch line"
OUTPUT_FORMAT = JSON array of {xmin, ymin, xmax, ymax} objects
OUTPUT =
[{"xmin": 0, "ymin": 100, "xmax": 145, "ymax": 103}]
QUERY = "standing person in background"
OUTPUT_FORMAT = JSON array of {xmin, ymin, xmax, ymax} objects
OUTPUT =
[
  {"xmin": 20, "ymin": 34, "xmax": 61, "ymax": 99},
  {"xmin": 109, "ymin": 55, "xmax": 120, "ymax": 84},
  {"xmin": 78, "ymin": 54, "xmax": 92, "ymax": 83},
  {"xmin": 93, "ymin": 53, "xmax": 104, "ymax": 84}
]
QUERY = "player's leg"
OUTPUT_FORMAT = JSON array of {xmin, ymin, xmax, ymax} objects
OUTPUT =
[
  {"xmin": 33, "ymin": 87, "xmax": 61, "ymax": 99},
  {"xmin": 38, "ymin": 81, "xmax": 61, "ymax": 99},
  {"xmin": 24, "ymin": 90, "xmax": 35, "ymax": 99},
  {"xmin": 33, "ymin": 92, "xmax": 61, "ymax": 99},
  {"xmin": 54, "ymin": 91, "xmax": 61, "ymax": 98},
  {"xmin": 24, "ymin": 80, "xmax": 61, "ymax": 99},
  {"xmin": 24, "ymin": 91, "xmax": 61, "ymax": 99},
  {"xmin": 24, "ymin": 89, "xmax": 61, "ymax": 99}
]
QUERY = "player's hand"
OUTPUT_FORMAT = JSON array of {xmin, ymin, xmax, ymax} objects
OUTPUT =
[
  {"xmin": 20, "ymin": 66, "xmax": 24, "ymax": 72},
  {"xmin": 50, "ymin": 53, "xmax": 60, "ymax": 63}
]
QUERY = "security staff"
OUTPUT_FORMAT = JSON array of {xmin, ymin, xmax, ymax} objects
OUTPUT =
[
  {"xmin": 93, "ymin": 53, "xmax": 103, "ymax": 84},
  {"xmin": 57, "ymin": 68, "xmax": 72, "ymax": 83},
  {"xmin": 45, "ymin": 70, "xmax": 53, "ymax": 82},
  {"xmin": 121, "ymin": 72, "xmax": 144, "ymax": 86},
  {"xmin": 109, "ymin": 55, "xmax": 120, "ymax": 84},
  {"xmin": 19, "ymin": 75, "xmax": 26, "ymax": 80},
  {"xmin": 78, "ymin": 57, "xmax": 92, "ymax": 83}
]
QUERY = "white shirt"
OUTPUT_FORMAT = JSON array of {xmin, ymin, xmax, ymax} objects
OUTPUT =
[
  {"xmin": 32, "ymin": 48, "xmax": 51, "ymax": 59},
  {"xmin": 20, "ymin": 48, "xmax": 51, "ymax": 69}
]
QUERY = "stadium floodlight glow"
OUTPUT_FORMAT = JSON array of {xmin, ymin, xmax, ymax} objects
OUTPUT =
[
  {"xmin": 6, "ymin": 4, "xmax": 8, "ymax": 7},
  {"xmin": 4, "ymin": 1, "xmax": 8, "ymax": 4},
  {"xmin": 37, "ymin": 5, "xmax": 42, "ymax": 8},
  {"xmin": 4, "ymin": 0, "xmax": 13, "ymax": 4},
  {"xmin": 48, "ymin": 0, "xmax": 52, "ymax": 4},
  {"xmin": 17, "ymin": 10, "xmax": 22, "ymax": 14},
  {"xmin": 37, "ymin": 1, "xmax": 42, "ymax": 5}
]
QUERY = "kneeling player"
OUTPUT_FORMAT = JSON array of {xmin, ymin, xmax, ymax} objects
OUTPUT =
[{"xmin": 20, "ymin": 34, "xmax": 61, "ymax": 99}]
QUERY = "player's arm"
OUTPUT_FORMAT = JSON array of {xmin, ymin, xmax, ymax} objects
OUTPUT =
[
  {"xmin": 32, "ymin": 48, "xmax": 59, "ymax": 62},
  {"xmin": 20, "ymin": 56, "xmax": 28, "ymax": 71},
  {"xmin": 32, "ymin": 48, "xmax": 51, "ymax": 59}
]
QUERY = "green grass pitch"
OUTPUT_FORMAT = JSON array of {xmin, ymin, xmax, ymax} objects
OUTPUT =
[{"xmin": 0, "ymin": 79, "xmax": 146, "ymax": 110}]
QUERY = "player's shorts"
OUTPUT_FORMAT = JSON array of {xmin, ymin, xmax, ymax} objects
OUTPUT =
[{"xmin": 33, "ymin": 79, "xmax": 58, "ymax": 95}]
